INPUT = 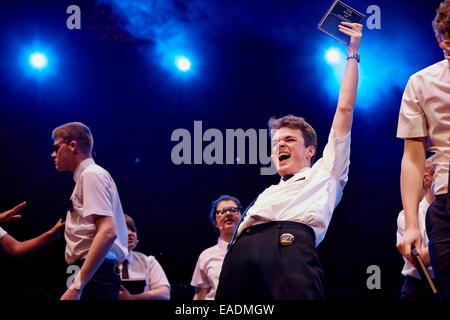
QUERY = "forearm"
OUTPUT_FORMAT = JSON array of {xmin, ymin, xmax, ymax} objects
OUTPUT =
[
  {"xmin": 1, "ymin": 230, "xmax": 57, "ymax": 257},
  {"xmin": 332, "ymin": 58, "xmax": 359, "ymax": 137},
  {"xmin": 193, "ymin": 287, "xmax": 209, "ymax": 300},
  {"xmin": 401, "ymin": 140, "xmax": 426, "ymax": 230},
  {"xmin": 132, "ymin": 286, "xmax": 170, "ymax": 300},
  {"xmin": 76, "ymin": 219, "xmax": 117, "ymax": 289},
  {"xmin": 338, "ymin": 59, "xmax": 359, "ymax": 111}
]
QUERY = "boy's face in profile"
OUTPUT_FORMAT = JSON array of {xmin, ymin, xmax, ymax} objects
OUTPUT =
[{"xmin": 436, "ymin": 32, "xmax": 450, "ymax": 65}]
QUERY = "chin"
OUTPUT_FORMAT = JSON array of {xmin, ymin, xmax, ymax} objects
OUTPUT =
[{"xmin": 277, "ymin": 167, "xmax": 291, "ymax": 177}]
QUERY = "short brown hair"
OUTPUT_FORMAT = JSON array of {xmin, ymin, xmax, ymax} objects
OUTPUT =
[
  {"xmin": 52, "ymin": 122, "xmax": 93, "ymax": 155},
  {"xmin": 433, "ymin": 0, "xmax": 450, "ymax": 34},
  {"xmin": 124, "ymin": 215, "xmax": 137, "ymax": 233},
  {"xmin": 268, "ymin": 114, "xmax": 317, "ymax": 162}
]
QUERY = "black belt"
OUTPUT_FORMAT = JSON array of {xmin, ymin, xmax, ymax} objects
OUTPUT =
[
  {"xmin": 241, "ymin": 220, "xmax": 314, "ymax": 236},
  {"xmin": 239, "ymin": 220, "xmax": 316, "ymax": 248}
]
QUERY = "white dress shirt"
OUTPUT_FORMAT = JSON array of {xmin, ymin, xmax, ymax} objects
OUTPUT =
[
  {"xmin": 119, "ymin": 250, "xmax": 171, "ymax": 291},
  {"xmin": 0, "ymin": 226, "xmax": 7, "ymax": 240},
  {"xmin": 236, "ymin": 128, "xmax": 351, "ymax": 246},
  {"xmin": 191, "ymin": 238, "xmax": 229, "ymax": 300},
  {"xmin": 396, "ymin": 197, "xmax": 434, "ymax": 279},
  {"xmin": 397, "ymin": 59, "xmax": 450, "ymax": 196},
  {"xmin": 64, "ymin": 158, "xmax": 128, "ymax": 264}
]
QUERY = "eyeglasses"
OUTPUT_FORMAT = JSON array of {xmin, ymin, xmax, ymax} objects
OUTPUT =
[
  {"xmin": 215, "ymin": 207, "xmax": 241, "ymax": 217},
  {"xmin": 53, "ymin": 140, "xmax": 70, "ymax": 153}
]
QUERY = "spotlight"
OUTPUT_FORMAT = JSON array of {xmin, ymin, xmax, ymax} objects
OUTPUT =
[
  {"xmin": 29, "ymin": 52, "xmax": 48, "ymax": 70},
  {"xmin": 175, "ymin": 55, "xmax": 191, "ymax": 72},
  {"xmin": 325, "ymin": 48, "xmax": 341, "ymax": 65}
]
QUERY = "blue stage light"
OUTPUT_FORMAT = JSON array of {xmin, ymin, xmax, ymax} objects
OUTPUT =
[
  {"xmin": 29, "ymin": 52, "xmax": 48, "ymax": 70},
  {"xmin": 325, "ymin": 48, "xmax": 342, "ymax": 64},
  {"xmin": 175, "ymin": 55, "xmax": 191, "ymax": 72}
]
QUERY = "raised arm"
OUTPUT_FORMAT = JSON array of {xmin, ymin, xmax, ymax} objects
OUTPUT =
[
  {"xmin": 331, "ymin": 22, "xmax": 363, "ymax": 138},
  {"xmin": 396, "ymin": 137, "xmax": 427, "ymax": 266}
]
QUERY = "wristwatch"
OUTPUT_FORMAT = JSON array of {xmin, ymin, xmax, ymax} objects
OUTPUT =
[{"xmin": 347, "ymin": 52, "xmax": 360, "ymax": 63}]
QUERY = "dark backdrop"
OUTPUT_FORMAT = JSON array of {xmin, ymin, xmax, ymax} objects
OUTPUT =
[{"xmin": 0, "ymin": 0, "xmax": 444, "ymax": 300}]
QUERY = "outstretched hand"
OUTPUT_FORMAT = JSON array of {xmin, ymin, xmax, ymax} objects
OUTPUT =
[
  {"xmin": 49, "ymin": 218, "xmax": 66, "ymax": 240},
  {"xmin": 0, "ymin": 201, "xmax": 26, "ymax": 224},
  {"xmin": 339, "ymin": 22, "xmax": 363, "ymax": 54}
]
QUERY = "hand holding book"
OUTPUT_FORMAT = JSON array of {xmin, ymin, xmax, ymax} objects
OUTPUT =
[{"xmin": 318, "ymin": 0, "xmax": 365, "ymax": 46}]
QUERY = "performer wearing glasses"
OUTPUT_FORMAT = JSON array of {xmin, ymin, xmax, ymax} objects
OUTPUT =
[
  {"xmin": 190, "ymin": 195, "xmax": 242, "ymax": 300},
  {"xmin": 51, "ymin": 122, "xmax": 128, "ymax": 300}
]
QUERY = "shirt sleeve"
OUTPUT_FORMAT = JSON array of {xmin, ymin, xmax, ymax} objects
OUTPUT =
[
  {"xmin": 318, "ymin": 128, "xmax": 351, "ymax": 189},
  {"xmin": 0, "ymin": 226, "xmax": 7, "ymax": 239},
  {"xmin": 396, "ymin": 77, "xmax": 428, "ymax": 138},
  {"xmin": 81, "ymin": 171, "xmax": 113, "ymax": 218},
  {"xmin": 146, "ymin": 256, "xmax": 171, "ymax": 290},
  {"xmin": 190, "ymin": 253, "xmax": 211, "ymax": 289},
  {"xmin": 396, "ymin": 210, "xmax": 406, "ymax": 244}
]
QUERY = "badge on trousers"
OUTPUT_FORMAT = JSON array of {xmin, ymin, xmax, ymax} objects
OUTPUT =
[{"xmin": 280, "ymin": 233, "xmax": 295, "ymax": 246}]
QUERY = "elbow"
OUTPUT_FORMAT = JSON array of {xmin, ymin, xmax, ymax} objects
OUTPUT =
[
  {"xmin": 7, "ymin": 245, "xmax": 23, "ymax": 258},
  {"xmin": 103, "ymin": 227, "xmax": 117, "ymax": 243},
  {"xmin": 155, "ymin": 286, "xmax": 170, "ymax": 300},
  {"xmin": 337, "ymin": 104, "xmax": 354, "ymax": 114},
  {"xmin": 162, "ymin": 287, "xmax": 171, "ymax": 300}
]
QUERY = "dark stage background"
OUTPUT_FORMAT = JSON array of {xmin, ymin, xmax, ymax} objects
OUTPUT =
[{"xmin": 0, "ymin": 0, "xmax": 445, "ymax": 300}]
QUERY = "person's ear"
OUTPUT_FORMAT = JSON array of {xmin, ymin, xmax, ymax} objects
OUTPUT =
[
  {"xmin": 306, "ymin": 146, "xmax": 316, "ymax": 161},
  {"xmin": 436, "ymin": 33, "xmax": 445, "ymax": 49},
  {"xmin": 68, "ymin": 140, "xmax": 77, "ymax": 152}
]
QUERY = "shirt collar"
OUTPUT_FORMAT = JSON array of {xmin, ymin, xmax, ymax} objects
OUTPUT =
[
  {"xmin": 279, "ymin": 166, "xmax": 310, "ymax": 184},
  {"xmin": 73, "ymin": 158, "xmax": 95, "ymax": 183},
  {"xmin": 126, "ymin": 250, "xmax": 136, "ymax": 263},
  {"xmin": 217, "ymin": 238, "xmax": 229, "ymax": 249}
]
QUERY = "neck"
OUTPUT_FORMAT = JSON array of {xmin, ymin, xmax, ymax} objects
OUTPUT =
[
  {"xmin": 220, "ymin": 231, "xmax": 233, "ymax": 243},
  {"xmin": 70, "ymin": 154, "xmax": 90, "ymax": 173}
]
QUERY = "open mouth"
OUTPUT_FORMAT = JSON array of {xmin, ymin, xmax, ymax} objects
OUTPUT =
[{"xmin": 278, "ymin": 152, "xmax": 291, "ymax": 162}]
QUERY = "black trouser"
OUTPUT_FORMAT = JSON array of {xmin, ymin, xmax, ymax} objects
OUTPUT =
[
  {"xmin": 74, "ymin": 258, "xmax": 121, "ymax": 300},
  {"xmin": 426, "ymin": 193, "xmax": 450, "ymax": 300},
  {"xmin": 400, "ymin": 276, "xmax": 438, "ymax": 301},
  {"xmin": 215, "ymin": 221, "xmax": 324, "ymax": 300}
]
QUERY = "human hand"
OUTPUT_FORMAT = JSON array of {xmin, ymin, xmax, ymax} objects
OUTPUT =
[
  {"xmin": 118, "ymin": 284, "xmax": 135, "ymax": 300},
  {"xmin": 339, "ymin": 22, "xmax": 363, "ymax": 54},
  {"xmin": 60, "ymin": 286, "xmax": 82, "ymax": 300},
  {"xmin": 396, "ymin": 227, "xmax": 422, "ymax": 268},
  {"xmin": 0, "ymin": 201, "xmax": 26, "ymax": 224},
  {"xmin": 48, "ymin": 218, "xmax": 65, "ymax": 240}
]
